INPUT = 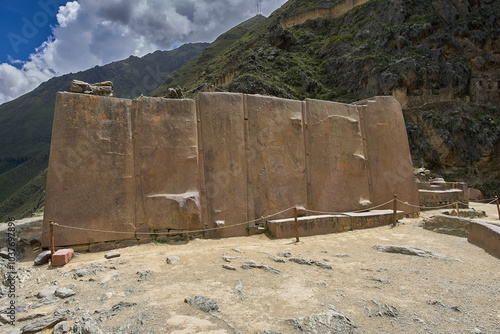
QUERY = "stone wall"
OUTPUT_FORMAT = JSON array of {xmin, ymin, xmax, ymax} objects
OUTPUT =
[{"xmin": 42, "ymin": 92, "xmax": 419, "ymax": 247}]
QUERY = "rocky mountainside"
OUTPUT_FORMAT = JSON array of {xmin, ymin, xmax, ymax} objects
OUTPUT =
[
  {"xmin": 154, "ymin": 0, "xmax": 500, "ymax": 197},
  {"xmin": 0, "ymin": 43, "xmax": 208, "ymax": 221}
]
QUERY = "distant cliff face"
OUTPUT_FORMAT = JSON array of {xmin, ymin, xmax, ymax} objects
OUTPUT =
[
  {"xmin": 404, "ymin": 101, "xmax": 500, "ymax": 196},
  {"xmin": 154, "ymin": 0, "xmax": 499, "ymax": 196}
]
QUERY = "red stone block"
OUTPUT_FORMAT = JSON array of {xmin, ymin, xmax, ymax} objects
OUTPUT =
[{"xmin": 51, "ymin": 249, "xmax": 74, "ymax": 266}]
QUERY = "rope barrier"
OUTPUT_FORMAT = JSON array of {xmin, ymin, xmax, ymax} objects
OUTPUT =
[
  {"xmin": 397, "ymin": 198, "xmax": 457, "ymax": 210},
  {"xmin": 469, "ymin": 197, "xmax": 497, "ymax": 203},
  {"xmin": 47, "ymin": 195, "xmax": 500, "ymax": 237},
  {"xmin": 303, "ymin": 199, "xmax": 396, "ymax": 215},
  {"xmin": 50, "ymin": 206, "xmax": 296, "ymax": 236}
]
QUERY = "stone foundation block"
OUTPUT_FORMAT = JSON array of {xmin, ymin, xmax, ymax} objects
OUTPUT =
[{"xmin": 51, "ymin": 249, "xmax": 74, "ymax": 266}]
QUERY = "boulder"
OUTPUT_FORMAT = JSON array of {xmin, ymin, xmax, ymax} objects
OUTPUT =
[
  {"xmin": 34, "ymin": 250, "xmax": 52, "ymax": 266},
  {"xmin": 69, "ymin": 80, "xmax": 113, "ymax": 96}
]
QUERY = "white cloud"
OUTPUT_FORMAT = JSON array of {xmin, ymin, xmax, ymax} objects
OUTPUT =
[
  {"xmin": 0, "ymin": 0, "xmax": 287, "ymax": 105},
  {"xmin": 56, "ymin": 1, "xmax": 80, "ymax": 27}
]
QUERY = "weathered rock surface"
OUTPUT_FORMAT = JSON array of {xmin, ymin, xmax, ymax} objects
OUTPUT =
[
  {"xmin": 241, "ymin": 260, "xmax": 281, "ymax": 274},
  {"xmin": 222, "ymin": 264, "xmax": 237, "ymax": 271},
  {"xmin": 70, "ymin": 80, "xmax": 113, "ymax": 96},
  {"xmin": 166, "ymin": 256, "xmax": 180, "ymax": 264},
  {"xmin": 289, "ymin": 257, "xmax": 333, "ymax": 270},
  {"xmin": 104, "ymin": 251, "xmax": 120, "ymax": 259},
  {"xmin": 20, "ymin": 315, "xmax": 66, "ymax": 333},
  {"xmin": 53, "ymin": 320, "xmax": 69, "ymax": 334},
  {"xmin": 422, "ymin": 214, "xmax": 472, "ymax": 237},
  {"xmin": 54, "ymin": 287, "xmax": 76, "ymax": 298},
  {"xmin": 36, "ymin": 285, "xmax": 58, "ymax": 299},
  {"xmin": 184, "ymin": 295, "xmax": 220, "ymax": 313},
  {"xmin": 71, "ymin": 316, "xmax": 103, "ymax": 334},
  {"xmin": 286, "ymin": 306, "xmax": 356, "ymax": 333},
  {"xmin": 373, "ymin": 244, "xmax": 460, "ymax": 261},
  {"xmin": 136, "ymin": 270, "xmax": 152, "ymax": 281},
  {"xmin": 34, "ymin": 250, "xmax": 51, "ymax": 265},
  {"xmin": 367, "ymin": 300, "xmax": 399, "ymax": 318}
]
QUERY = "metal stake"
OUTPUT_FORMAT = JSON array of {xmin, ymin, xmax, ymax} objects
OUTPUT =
[
  {"xmin": 392, "ymin": 194, "xmax": 398, "ymax": 227},
  {"xmin": 50, "ymin": 221, "xmax": 55, "ymax": 255},
  {"xmin": 294, "ymin": 207, "xmax": 299, "ymax": 242},
  {"xmin": 496, "ymin": 196, "xmax": 500, "ymax": 220}
]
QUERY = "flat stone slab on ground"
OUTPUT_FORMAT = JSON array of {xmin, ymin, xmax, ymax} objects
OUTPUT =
[
  {"xmin": 36, "ymin": 285, "xmax": 58, "ymax": 299},
  {"xmin": 20, "ymin": 315, "xmax": 66, "ymax": 334},
  {"xmin": 166, "ymin": 256, "xmax": 180, "ymax": 264},
  {"xmin": 372, "ymin": 244, "xmax": 461, "ymax": 261},
  {"xmin": 104, "ymin": 251, "xmax": 121, "ymax": 259},
  {"xmin": 54, "ymin": 287, "xmax": 76, "ymax": 298}
]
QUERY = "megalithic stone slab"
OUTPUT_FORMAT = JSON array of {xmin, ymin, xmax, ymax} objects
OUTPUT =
[
  {"xmin": 356, "ymin": 96, "xmax": 419, "ymax": 215},
  {"xmin": 305, "ymin": 99, "xmax": 371, "ymax": 212},
  {"xmin": 134, "ymin": 97, "xmax": 201, "ymax": 230},
  {"xmin": 42, "ymin": 92, "xmax": 136, "ymax": 247},
  {"xmin": 246, "ymin": 94, "xmax": 307, "ymax": 220},
  {"xmin": 196, "ymin": 93, "xmax": 248, "ymax": 237}
]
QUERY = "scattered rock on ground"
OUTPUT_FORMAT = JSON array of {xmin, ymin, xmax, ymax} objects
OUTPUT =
[
  {"xmin": 71, "ymin": 316, "xmax": 103, "ymax": 334},
  {"xmin": 184, "ymin": 295, "xmax": 220, "ymax": 313},
  {"xmin": 166, "ymin": 256, "xmax": 180, "ymax": 264},
  {"xmin": 54, "ymin": 287, "xmax": 76, "ymax": 299},
  {"xmin": 235, "ymin": 280, "xmax": 246, "ymax": 301},
  {"xmin": 269, "ymin": 256, "xmax": 286, "ymax": 263},
  {"xmin": 20, "ymin": 315, "xmax": 66, "ymax": 334},
  {"xmin": 0, "ymin": 249, "xmax": 9, "ymax": 259},
  {"xmin": 36, "ymin": 285, "xmax": 58, "ymax": 299},
  {"xmin": 222, "ymin": 255, "xmax": 241, "ymax": 262},
  {"xmin": 367, "ymin": 300, "xmax": 399, "ymax": 317},
  {"xmin": 136, "ymin": 270, "xmax": 152, "ymax": 281},
  {"xmin": 278, "ymin": 252, "xmax": 292, "ymax": 258},
  {"xmin": 366, "ymin": 276, "xmax": 391, "ymax": 284},
  {"xmin": 53, "ymin": 320, "xmax": 69, "ymax": 334},
  {"xmin": 241, "ymin": 260, "xmax": 281, "ymax": 274},
  {"xmin": 286, "ymin": 306, "xmax": 356, "ymax": 333},
  {"xmin": 232, "ymin": 248, "xmax": 243, "ymax": 253},
  {"xmin": 223, "ymin": 264, "xmax": 237, "ymax": 271},
  {"xmin": 104, "ymin": 251, "xmax": 120, "ymax": 259},
  {"xmin": 289, "ymin": 257, "xmax": 332, "ymax": 270},
  {"xmin": 372, "ymin": 244, "xmax": 461, "ymax": 261},
  {"xmin": 17, "ymin": 312, "xmax": 47, "ymax": 322},
  {"xmin": 34, "ymin": 250, "xmax": 51, "ymax": 266}
]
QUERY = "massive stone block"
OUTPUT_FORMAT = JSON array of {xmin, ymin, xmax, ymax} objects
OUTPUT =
[
  {"xmin": 356, "ymin": 97, "xmax": 419, "ymax": 215},
  {"xmin": 134, "ymin": 97, "xmax": 201, "ymax": 230},
  {"xmin": 246, "ymin": 94, "xmax": 307, "ymax": 220},
  {"xmin": 43, "ymin": 92, "xmax": 419, "ymax": 246},
  {"xmin": 196, "ymin": 93, "xmax": 248, "ymax": 237},
  {"xmin": 305, "ymin": 99, "xmax": 371, "ymax": 212},
  {"xmin": 43, "ymin": 93, "xmax": 136, "ymax": 247}
]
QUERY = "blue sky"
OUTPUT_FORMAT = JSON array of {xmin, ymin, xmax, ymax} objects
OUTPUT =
[
  {"xmin": 0, "ymin": 0, "xmax": 69, "ymax": 67},
  {"xmin": 0, "ymin": 0, "xmax": 287, "ymax": 104}
]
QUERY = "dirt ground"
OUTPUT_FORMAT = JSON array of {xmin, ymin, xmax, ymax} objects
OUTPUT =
[{"xmin": 1, "ymin": 203, "xmax": 499, "ymax": 333}]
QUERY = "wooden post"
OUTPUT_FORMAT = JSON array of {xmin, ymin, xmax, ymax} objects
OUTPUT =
[
  {"xmin": 456, "ymin": 202, "xmax": 460, "ymax": 217},
  {"xmin": 392, "ymin": 194, "xmax": 398, "ymax": 227},
  {"xmin": 294, "ymin": 207, "xmax": 299, "ymax": 242},
  {"xmin": 496, "ymin": 196, "xmax": 500, "ymax": 220},
  {"xmin": 49, "ymin": 221, "xmax": 55, "ymax": 255}
]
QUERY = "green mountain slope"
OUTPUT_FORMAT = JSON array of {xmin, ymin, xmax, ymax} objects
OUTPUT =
[
  {"xmin": 150, "ymin": 15, "xmax": 267, "ymax": 96},
  {"xmin": 153, "ymin": 0, "xmax": 500, "ymax": 197},
  {"xmin": 0, "ymin": 43, "xmax": 208, "ymax": 221}
]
